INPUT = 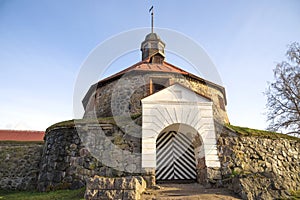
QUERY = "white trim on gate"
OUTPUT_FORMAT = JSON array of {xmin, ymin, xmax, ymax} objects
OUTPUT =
[{"xmin": 141, "ymin": 84, "xmax": 220, "ymax": 170}]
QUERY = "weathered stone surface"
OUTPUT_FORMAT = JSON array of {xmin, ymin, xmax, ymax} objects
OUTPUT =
[
  {"xmin": 216, "ymin": 125, "xmax": 300, "ymax": 200},
  {"xmin": 83, "ymin": 71, "xmax": 229, "ymax": 124},
  {"xmin": 37, "ymin": 124, "xmax": 142, "ymax": 192},
  {"xmin": 85, "ymin": 176, "xmax": 146, "ymax": 200},
  {"xmin": 0, "ymin": 142, "xmax": 43, "ymax": 190},
  {"xmin": 232, "ymin": 174, "xmax": 292, "ymax": 200},
  {"xmin": 141, "ymin": 168, "xmax": 156, "ymax": 187},
  {"xmin": 1, "ymin": 120, "xmax": 298, "ymax": 200}
]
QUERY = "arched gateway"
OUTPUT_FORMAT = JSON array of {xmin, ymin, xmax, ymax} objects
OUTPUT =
[
  {"xmin": 141, "ymin": 83, "xmax": 220, "ymax": 184},
  {"xmin": 156, "ymin": 124, "xmax": 199, "ymax": 182}
]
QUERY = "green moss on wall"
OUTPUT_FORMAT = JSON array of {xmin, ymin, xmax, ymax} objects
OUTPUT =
[
  {"xmin": 226, "ymin": 124, "xmax": 300, "ymax": 141},
  {"xmin": 46, "ymin": 114, "xmax": 142, "ymax": 133}
]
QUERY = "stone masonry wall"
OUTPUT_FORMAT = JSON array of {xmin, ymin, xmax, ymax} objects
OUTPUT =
[
  {"xmin": 217, "ymin": 126, "xmax": 300, "ymax": 199},
  {"xmin": 85, "ymin": 176, "xmax": 146, "ymax": 200},
  {"xmin": 2, "ymin": 119, "xmax": 297, "ymax": 199},
  {"xmin": 0, "ymin": 142, "xmax": 43, "ymax": 190},
  {"xmin": 83, "ymin": 71, "xmax": 229, "ymax": 124},
  {"xmin": 37, "ymin": 119, "xmax": 142, "ymax": 192}
]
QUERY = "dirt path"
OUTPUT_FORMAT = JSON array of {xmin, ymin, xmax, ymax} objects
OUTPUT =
[{"xmin": 141, "ymin": 183, "xmax": 241, "ymax": 200}]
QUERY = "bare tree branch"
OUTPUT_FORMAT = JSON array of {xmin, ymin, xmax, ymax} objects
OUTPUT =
[{"xmin": 265, "ymin": 42, "xmax": 300, "ymax": 137}]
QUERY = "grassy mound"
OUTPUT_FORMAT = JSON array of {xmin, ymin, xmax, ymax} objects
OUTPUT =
[
  {"xmin": 46, "ymin": 114, "xmax": 141, "ymax": 133},
  {"xmin": 226, "ymin": 124, "xmax": 300, "ymax": 141},
  {"xmin": 46, "ymin": 116, "xmax": 299, "ymax": 141}
]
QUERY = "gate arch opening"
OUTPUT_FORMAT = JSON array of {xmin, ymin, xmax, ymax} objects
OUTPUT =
[
  {"xmin": 141, "ymin": 83, "xmax": 221, "ymax": 185},
  {"xmin": 155, "ymin": 123, "xmax": 206, "ymax": 184}
]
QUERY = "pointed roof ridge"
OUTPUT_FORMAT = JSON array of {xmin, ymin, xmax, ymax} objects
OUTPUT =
[
  {"xmin": 95, "ymin": 59, "xmax": 190, "ymax": 87},
  {"xmin": 97, "ymin": 59, "xmax": 149, "ymax": 85}
]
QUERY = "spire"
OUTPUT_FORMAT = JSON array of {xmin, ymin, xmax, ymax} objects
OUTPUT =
[
  {"xmin": 140, "ymin": 6, "xmax": 166, "ymax": 63},
  {"xmin": 149, "ymin": 6, "xmax": 154, "ymax": 33}
]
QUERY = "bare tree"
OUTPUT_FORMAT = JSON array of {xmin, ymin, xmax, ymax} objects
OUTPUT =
[{"xmin": 266, "ymin": 42, "xmax": 300, "ymax": 136}]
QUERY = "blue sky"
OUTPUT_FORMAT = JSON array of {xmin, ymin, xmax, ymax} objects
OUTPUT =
[{"xmin": 0, "ymin": 0, "xmax": 299, "ymax": 131}]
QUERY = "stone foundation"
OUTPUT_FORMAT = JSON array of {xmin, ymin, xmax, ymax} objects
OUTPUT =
[
  {"xmin": 85, "ymin": 176, "xmax": 146, "ymax": 200},
  {"xmin": 141, "ymin": 168, "xmax": 156, "ymax": 188},
  {"xmin": 37, "ymin": 123, "xmax": 142, "ymax": 192}
]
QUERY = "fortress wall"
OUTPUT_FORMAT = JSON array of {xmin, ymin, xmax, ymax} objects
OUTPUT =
[
  {"xmin": 37, "ymin": 121, "xmax": 142, "ymax": 192},
  {"xmin": 0, "ymin": 142, "xmax": 43, "ymax": 190},
  {"xmin": 1, "ymin": 121, "xmax": 297, "ymax": 199},
  {"xmin": 216, "ymin": 126, "xmax": 300, "ymax": 199}
]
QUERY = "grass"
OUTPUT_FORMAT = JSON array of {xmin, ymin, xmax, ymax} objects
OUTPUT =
[
  {"xmin": 47, "ymin": 114, "xmax": 299, "ymax": 141},
  {"xmin": 46, "ymin": 113, "xmax": 141, "ymax": 132},
  {"xmin": 226, "ymin": 124, "xmax": 300, "ymax": 141},
  {"xmin": 0, "ymin": 188, "xmax": 85, "ymax": 200}
]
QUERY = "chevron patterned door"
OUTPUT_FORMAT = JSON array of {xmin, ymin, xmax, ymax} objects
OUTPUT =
[{"xmin": 156, "ymin": 130, "xmax": 197, "ymax": 182}]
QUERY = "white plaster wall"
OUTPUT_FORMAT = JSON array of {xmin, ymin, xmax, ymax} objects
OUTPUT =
[{"xmin": 141, "ymin": 84, "xmax": 220, "ymax": 169}]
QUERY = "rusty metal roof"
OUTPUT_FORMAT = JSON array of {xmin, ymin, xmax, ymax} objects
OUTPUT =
[
  {"xmin": 134, "ymin": 62, "xmax": 188, "ymax": 73},
  {"xmin": 98, "ymin": 60, "xmax": 189, "ymax": 84},
  {"xmin": 82, "ymin": 59, "xmax": 227, "ymax": 107},
  {"xmin": 0, "ymin": 130, "xmax": 45, "ymax": 141}
]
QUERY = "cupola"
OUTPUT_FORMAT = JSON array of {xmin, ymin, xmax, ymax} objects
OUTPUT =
[
  {"xmin": 141, "ymin": 33, "xmax": 165, "ymax": 63},
  {"xmin": 140, "ymin": 6, "xmax": 166, "ymax": 63}
]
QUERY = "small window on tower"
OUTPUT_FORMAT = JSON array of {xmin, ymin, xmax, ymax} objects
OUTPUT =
[{"xmin": 150, "ymin": 77, "xmax": 170, "ymax": 94}]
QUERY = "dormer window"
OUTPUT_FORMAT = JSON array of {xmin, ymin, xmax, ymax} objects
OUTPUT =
[{"xmin": 149, "ymin": 54, "xmax": 164, "ymax": 64}]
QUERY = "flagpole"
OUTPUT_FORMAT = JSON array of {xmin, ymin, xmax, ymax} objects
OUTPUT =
[
  {"xmin": 151, "ymin": 8, "xmax": 154, "ymax": 33},
  {"xmin": 149, "ymin": 6, "xmax": 154, "ymax": 33}
]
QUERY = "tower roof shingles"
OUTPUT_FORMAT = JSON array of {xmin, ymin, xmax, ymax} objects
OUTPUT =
[{"xmin": 82, "ymin": 59, "xmax": 226, "ymax": 108}]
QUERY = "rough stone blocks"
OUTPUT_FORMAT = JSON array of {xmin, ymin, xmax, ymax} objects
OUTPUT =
[{"xmin": 85, "ymin": 176, "xmax": 146, "ymax": 200}]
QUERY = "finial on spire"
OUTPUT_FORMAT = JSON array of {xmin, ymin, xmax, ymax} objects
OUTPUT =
[
  {"xmin": 141, "ymin": 6, "xmax": 165, "ymax": 61},
  {"xmin": 149, "ymin": 6, "xmax": 154, "ymax": 33}
]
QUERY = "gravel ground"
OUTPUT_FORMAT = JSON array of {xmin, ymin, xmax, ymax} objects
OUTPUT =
[{"xmin": 141, "ymin": 183, "xmax": 242, "ymax": 200}]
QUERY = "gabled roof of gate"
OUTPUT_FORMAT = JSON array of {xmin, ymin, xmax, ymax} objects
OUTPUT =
[{"xmin": 142, "ymin": 83, "xmax": 212, "ymax": 103}]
